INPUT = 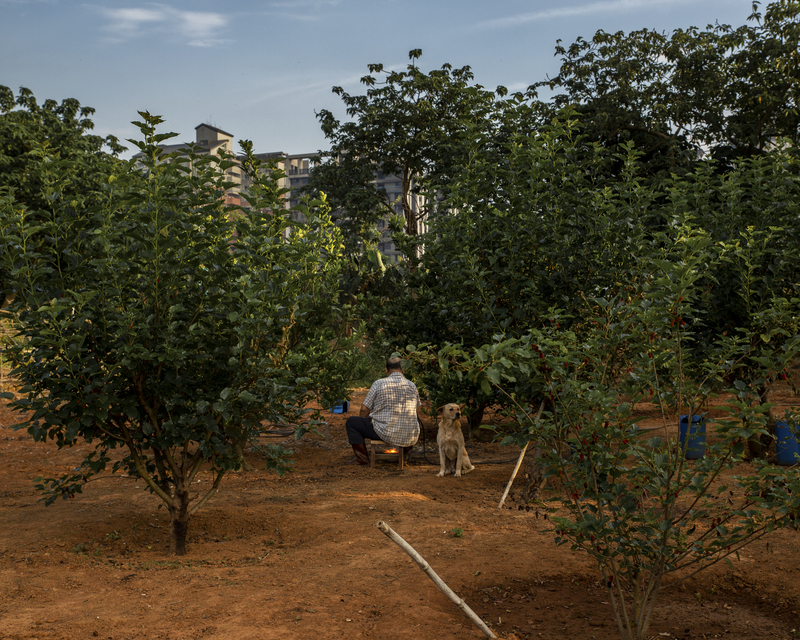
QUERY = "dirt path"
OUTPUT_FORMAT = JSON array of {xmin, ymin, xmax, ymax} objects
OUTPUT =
[{"xmin": 1, "ymin": 389, "xmax": 799, "ymax": 640}]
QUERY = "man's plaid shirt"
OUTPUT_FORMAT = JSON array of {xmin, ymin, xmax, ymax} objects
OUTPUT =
[{"xmin": 363, "ymin": 371, "xmax": 421, "ymax": 447}]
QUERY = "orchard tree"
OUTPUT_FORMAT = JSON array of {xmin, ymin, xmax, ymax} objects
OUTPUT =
[
  {"xmin": 395, "ymin": 110, "xmax": 800, "ymax": 636},
  {"xmin": 385, "ymin": 103, "xmax": 800, "ymax": 453},
  {"xmin": 0, "ymin": 85, "xmax": 124, "ymax": 307},
  {"xmin": 0, "ymin": 112, "xmax": 357, "ymax": 555},
  {"xmin": 658, "ymin": 156, "xmax": 800, "ymax": 456},
  {"xmin": 531, "ymin": 0, "xmax": 800, "ymax": 176},
  {"xmin": 405, "ymin": 213, "xmax": 800, "ymax": 640},
  {"xmin": 381, "ymin": 111, "xmax": 657, "ymax": 432},
  {"xmin": 312, "ymin": 49, "xmax": 501, "ymax": 259}
]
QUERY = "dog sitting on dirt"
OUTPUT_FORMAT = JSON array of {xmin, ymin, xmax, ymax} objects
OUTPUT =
[{"xmin": 436, "ymin": 403, "xmax": 475, "ymax": 478}]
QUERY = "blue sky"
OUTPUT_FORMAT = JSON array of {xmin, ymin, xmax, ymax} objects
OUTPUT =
[{"xmin": 1, "ymin": 0, "xmax": 756, "ymax": 158}]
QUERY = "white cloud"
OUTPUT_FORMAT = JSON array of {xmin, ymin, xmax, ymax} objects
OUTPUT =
[
  {"xmin": 178, "ymin": 11, "xmax": 227, "ymax": 46},
  {"xmin": 268, "ymin": 0, "xmax": 340, "ymax": 8},
  {"xmin": 244, "ymin": 72, "xmax": 362, "ymax": 107},
  {"xmin": 98, "ymin": 4, "xmax": 229, "ymax": 47},
  {"xmin": 501, "ymin": 81, "xmax": 532, "ymax": 94},
  {"xmin": 260, "ymin": 0, "xmax": 340, "ymax": 22},
  {"xmin": 471, "ymin": 0, "xmax": 694, "ymax": 31}
]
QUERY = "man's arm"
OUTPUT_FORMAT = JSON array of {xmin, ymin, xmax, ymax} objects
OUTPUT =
[{"xmin": 360, "ymin": 403, "xmax": 371, "ymax": 418}]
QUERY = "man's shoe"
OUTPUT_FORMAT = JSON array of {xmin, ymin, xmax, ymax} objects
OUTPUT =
[{"xmin": 346, "ymin": 443, "xmax": 370, "ymax": 466}]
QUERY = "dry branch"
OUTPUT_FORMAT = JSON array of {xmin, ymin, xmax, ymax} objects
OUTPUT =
[
  {"xmin": 497, "ymin": 400, "xmax": 546, "ymax": 509},
  {"xmin": 376, "ymin": 520, "xmax": 497, "ymax": 639}
]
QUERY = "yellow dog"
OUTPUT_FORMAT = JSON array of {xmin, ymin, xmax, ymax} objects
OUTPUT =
[{"xmin": 436, "ymin": 403, "xmax": 475, "ymax": 477}]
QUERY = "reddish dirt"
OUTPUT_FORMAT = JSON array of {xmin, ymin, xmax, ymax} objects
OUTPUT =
[{"xmin": 1, "ymin": 387, "xmax": 799, "ymax": 640}]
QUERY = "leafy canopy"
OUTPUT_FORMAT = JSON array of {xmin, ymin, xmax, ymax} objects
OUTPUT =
[
  {"xmin": 531, "ymin": 0, "xmax": 800, "ymax": 175},
  {"xmin": 1, "ymin": 110, "xmax": 356, "ymax": 555},
  {"xmin": 0, "ymin": 85, "xmax": 125, "ymax": 306},
  {"xmin": 312, "ymin": 49, "xmax": 502, "ymax": 253}
]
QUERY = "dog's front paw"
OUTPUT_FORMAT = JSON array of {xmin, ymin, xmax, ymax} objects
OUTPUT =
[
  {"xmin": 454, "ymin": 470, "xmax": 462, "ymax": 477},
  {"xmin": 436, "ymin": 471, "xmax": 445, "ymax": 477}
]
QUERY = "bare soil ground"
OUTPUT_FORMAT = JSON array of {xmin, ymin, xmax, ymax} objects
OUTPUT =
[{"xmin": 1, "ymin": 386, "xmax": 799, "ymax": 640}]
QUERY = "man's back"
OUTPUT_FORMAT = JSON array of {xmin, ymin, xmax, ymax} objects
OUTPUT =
[{"xmin": 364, "ymin": 371, "xmax": 420, "ymax": 446}]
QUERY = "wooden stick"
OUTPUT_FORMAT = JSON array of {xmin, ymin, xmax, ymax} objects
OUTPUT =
[
  {"xmin": 497, "ymin": 400, "xmax": 546, "ymax": 509},
  {"xmin": 497, "ymin": 442, "xmax": 529, "ymax": 510},
  {"xmin": 376, "ymin": 521, "xmax": 497, "ymax": 639}
]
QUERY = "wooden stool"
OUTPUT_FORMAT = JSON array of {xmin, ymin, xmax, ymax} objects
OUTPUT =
[{"xmin": 365, "ymin": 439, "xmax": 404, "ymax": 470}]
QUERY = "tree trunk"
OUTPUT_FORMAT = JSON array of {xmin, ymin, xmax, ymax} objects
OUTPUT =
[
  {"xmin": 169, "ymin": 487, "xmax": 191, "ymax": 556},
  {"xmin": 467, "ymin": 404, "xmax": 488, "ymax": 441},
  {"xmin": 521, "ymin": 447, "xmax": 548, "ymax": 502},
  {"xmin": 233, "ymin": 438, "xmax": 254, "ymax": 472},
  {"xmin": 401, "ymin": 161, "xmax": 421, "ymax": 262},
  {"xmin": 746, "ymin": 383, "xmax": 775, "ymax": 460},
  {"xmin": 402, "ymin": 162, "xmax": 416, "ymax": 237}
]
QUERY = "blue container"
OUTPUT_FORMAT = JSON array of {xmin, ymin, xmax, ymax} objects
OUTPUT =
[
  {"xmin": 679, "ymin": 415, "xmax": 706, "ymax": 459},
  {"xmin": 775, "ymin": 421, "xmax": 799, "ymax": 466},
  {"xmin": 330, "ymin": 400, "xmax": 350, "ymax": 414}
]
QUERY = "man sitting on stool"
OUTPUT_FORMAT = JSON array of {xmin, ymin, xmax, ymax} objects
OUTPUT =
[{"xmin": 345, "ymin": 357, "xmax": 422, "ymax": 466}]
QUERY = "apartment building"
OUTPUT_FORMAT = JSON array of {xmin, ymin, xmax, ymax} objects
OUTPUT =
[
  {"xmin": 136, "ymin": 123, "xmax": 423, "ymax": 261},
  {"xmin": 155, "ymin": 124, "xmax": 246, "ymax": 205},
  {"xmin": 284, "ymin": 152, "xmax": 316, "ymax": 225}
]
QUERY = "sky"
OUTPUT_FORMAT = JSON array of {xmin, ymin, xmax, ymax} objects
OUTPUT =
[{"xmin": 1, "ymin": 0, "xmax": 758, "ymax": 159}]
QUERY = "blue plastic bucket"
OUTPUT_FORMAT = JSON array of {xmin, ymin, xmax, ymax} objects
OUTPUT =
[
  {"xmin": 775, "ymin": 421, "xmax": 799, "ymax": 466},
  {"xmin": 330, "ymin": 400, "xmax": 350, "ymax": 414},
  {"xmin": 679, "ymin": 415, "xmax": 706, "ymax": 459}
]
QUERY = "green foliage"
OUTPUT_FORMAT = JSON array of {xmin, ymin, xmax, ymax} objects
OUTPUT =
[
  {"xmin": 391, "ymin": 35, "xmax": 800, "ymax": 631},
  {"xmin": 0, "ymin": 85, "xmax": 125, "ymax": 205},
  {"xmin": 312, "ymin": 49, "xmax": 501, "ymax": 257},
  {"xmin": 531, "ymin": 0, "xmax": 800, "ymax": 174},
  {"xmin": 385, "ymin": 114, "xmax": 656, "ymax": 425},
  {"xmin": 0, "ymin": 85, "xmax": 124, "ymax": 307},
  {"xmin": 1, "ymin": 110, "xmax": 357, "ymax": 555},
  {"xmin": 343, "ymin": 341, "xmax": 388, "ymax": 389},
  {"xmin": 405, "ymin": 183, "xmax": 800, "ymax": 640},
  {"xmin": 386, "ymin": 95, "xmax": 800, "ymax": 442}
]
